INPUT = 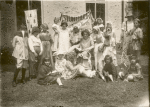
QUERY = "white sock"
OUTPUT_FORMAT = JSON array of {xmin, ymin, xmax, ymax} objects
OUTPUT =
[
  {"xmin": 109, "ymin": 75, "xmax": 114, "ymax": 81},
  {"xmin": 56, "ymin": 78, "xmax": 63, "ymax": 86}
]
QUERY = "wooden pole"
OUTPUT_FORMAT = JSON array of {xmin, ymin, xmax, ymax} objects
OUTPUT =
[{"xmin": 28, "ymin": 0, "xmax": 30, "ymax": 10}]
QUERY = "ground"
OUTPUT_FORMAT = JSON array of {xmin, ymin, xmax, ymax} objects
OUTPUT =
[{"xmin": 1, "ymin": 55, "xmax": 149, "ymax": 107}]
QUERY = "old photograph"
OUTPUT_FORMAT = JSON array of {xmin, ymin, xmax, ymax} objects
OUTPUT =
[{"xmin": 0, "ymin": 0, "xmax": 149, "ymax": 107}]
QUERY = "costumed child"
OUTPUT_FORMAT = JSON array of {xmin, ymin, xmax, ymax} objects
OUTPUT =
[
  {"xmin": 70, "ymin": 26, "xmax": 82, "ymax": 46},
  {"xmin": 28, "ymin": 27, "xmax": 43, "ymax": 79},
  {"xmin": 128, "ymin": 18, "xmax": 143, "ymax": 63},
  {"xmin": 96, "ymin": 18, "xmax": 105, "ymax": 32},
  {"xmin": 37, "ymin": 58, "xmax": 64, "ymax": 87},
  {"xmin": 52, "ymin": 17, "xmax": 60, "ymax": 53},
  {"xmin": 75, "ymin": 29, "xmax": 94, "ymax": 70},
  {"xmin": 12, "ymin": 25, "xmax": 29, "ymax": 87},
  {"xmin": 102, "ymin": 55, "xmax": 117, "ymax": 82},
  {"xmin": 38, "ymin": 23, "xmax": 54, "ymax": 69},
  {"xmin": 124, "ymin": 55, "xmax": 143, "ymax": 82},
  {"xmin": 54, "ymin": 51, "xmax": 80, "ymax": 79},
  {"xmin": 91, "ymin": 26, "xmax": 105, "ymax": 79},
  {"xmin": 103, "ymin": 22, "xmax": 118, "ymax": 67}
]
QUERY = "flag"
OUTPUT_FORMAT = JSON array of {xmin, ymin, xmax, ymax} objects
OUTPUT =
[{"xmin": 25, "ymin": 9, "xmax": 38, "ymax": 35}]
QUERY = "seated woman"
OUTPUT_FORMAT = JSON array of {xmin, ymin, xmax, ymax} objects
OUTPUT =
[
  {"xmin": 124, "ymin": 55, "xmax": 143, "ymax": 82},
  {"xmin": 76, "ymin": 29, "xmax": 94, "ymax": 70},
  {"xmin": 37, "ymin": 58, "xmax": 64, "ymax": 87}
]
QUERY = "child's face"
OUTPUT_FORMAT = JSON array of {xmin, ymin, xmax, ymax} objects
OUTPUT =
[
  {"xmin": 73, "ymin": 28, "xmax": 79, "ymax": 33},
  {"xmin": 105, "ymin": 57, "xmax": 111, "ymax": 64},
  {"xmin": 134, "ymin": 21, "xmax": 139, "ymax": 28},
  {"xmin": 97, "ymin": 19, "xmax": 102, "ymax": 24},
  {"xmin": 62, "ymin": 24, "xmax": 67, "ymax": 30},
  {"xmin": 57, "ymin": 54, "xmax": 65, "ymax": 60},
  {"xmin": 131, "ymin": 59, "xmax": 136, "ymax": 64},
  {"xmin": 83, "ymin": 32, "xmax": 89, "ymax": 40},
  {"xmin": 45, "ymin": 61, "xmax": 51, "ymax": 66},
  {"xmin": 93, "ymin": 29, "xmax": 98, "ymax": 34},
  {"xmin": 54, "ymin": 19, "xmax": 59, "ymax": 24}
]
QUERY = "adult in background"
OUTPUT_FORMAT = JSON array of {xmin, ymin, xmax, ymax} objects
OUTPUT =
[
  {"xmin": 38, "ymin": 23, "xmax": 54, "ymax": 69},
  {"xmin": 120, "ymin": 10, "xmax": 134, "ymax": 56}
]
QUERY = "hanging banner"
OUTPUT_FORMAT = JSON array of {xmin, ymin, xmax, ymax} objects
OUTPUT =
[{"xmin": 24, "ymin": 9, "xmax": 38, "ymax": 34}]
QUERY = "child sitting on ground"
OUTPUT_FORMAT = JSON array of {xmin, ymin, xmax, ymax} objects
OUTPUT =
[
  {"xmin": 124, "ymin": 56, "xmax": 143, "ymax": 82},
  {"xmin": 118, "ymin": 63, "xmax": 128, "ymax": 80},
  {"xmin": 37, "ymin": 58, "xmax": 64, "ymax": 87},
  {"xmin": 102, "ymin": 55, "xmax": 117, "ymax": 82}
]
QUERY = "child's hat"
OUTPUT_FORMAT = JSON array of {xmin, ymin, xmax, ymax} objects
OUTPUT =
[
  {"xmin": 32, "ymin": 26, "xmax": 40, "ymax": 34},
  {"xmin": 53, "ymin": 50, "xmax": 66, "ymax": 56},
  {"xmin": 41, "ymin": 23, "xmax": 49, "ymax": 30},
  {"xmin": 93, "ymin": 26, "xmax": 100, "ymax": 31}
]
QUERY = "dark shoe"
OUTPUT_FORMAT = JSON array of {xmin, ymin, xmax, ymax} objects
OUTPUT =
[
  {"xmin": 21, "ymin": 79, "xmax": 26, "ymax": 84},
  {"xmin": 59, "ymin": 85, "xmax": 67, "ymax": 88},
  {"xmin": 12, "ymin": 81, "xmax": 17, "ymax": 87}
]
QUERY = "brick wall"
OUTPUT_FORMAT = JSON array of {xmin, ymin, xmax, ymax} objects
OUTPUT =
[{"xmin": 1, "ymin": 1, "xmax": 16, "ymax": 49}]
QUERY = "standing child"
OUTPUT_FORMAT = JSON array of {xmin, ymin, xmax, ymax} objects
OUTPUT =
[
  {"xmin": 37, "ymin": 58, "xmax": 64, "ymax": 87},
  {"xmin": 129, "ymin": 18, "xmax": 143, "ymax": 63},
  {"xmin": 124, "ymin": 56, "xmax": 143, "ymax": 82},
  {"xmin": 12, "ymin": 25, "xmax": 29, "ymax": 87},
  {"xmin": 28, "ymin": 27, "xmax": 43, "ymax": 79},
  {"xmin": 70, "ymin": 26, "xmax": 82, "ymax": 46},
  {"xmin": 39, "ymin": 23, "xmax": 54, "ymax": 69},
  {"xmin": 52, "ymin": 17, "xmax": 60, "ymax": 53},
  {"xmin": 103, "ymin": 22, "xmax": 118, "ymax": 67},
  {"xmin": 102, "ymin": 55, "xmax": 117, "ymax": 82}
]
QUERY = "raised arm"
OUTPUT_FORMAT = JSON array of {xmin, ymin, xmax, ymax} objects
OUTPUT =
[{"xmin": 12, "ymin": 36, "xmax": 17, "ymax": 48}]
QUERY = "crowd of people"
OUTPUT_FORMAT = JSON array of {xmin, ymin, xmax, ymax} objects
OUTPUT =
[{"xmin": 11, "ymin": 14, "xmax": 144, "ymax": 87}]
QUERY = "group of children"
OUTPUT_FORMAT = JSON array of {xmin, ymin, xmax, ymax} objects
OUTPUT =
[{"xmin": 12, "ymin": 17, "xmax": 143, "ymax": 87}]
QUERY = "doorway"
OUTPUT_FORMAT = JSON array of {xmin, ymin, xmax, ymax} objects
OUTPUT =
[{"xmin": 16, "ymin": 0, "xmax": 41, "ymax": 30}]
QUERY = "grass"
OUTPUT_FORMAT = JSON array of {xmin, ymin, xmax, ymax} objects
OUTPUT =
[
  {"xmin": 1, "ymin": 70, "xmax": 149, "ymax": 107},
  {"xmin": 1, "ymin": 55, "xmax": 149, "ymax": 107}
]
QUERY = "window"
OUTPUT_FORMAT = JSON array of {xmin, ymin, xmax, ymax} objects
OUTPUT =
[{"xmin": 86, "ymin": 3, "xmax": 105, "ymax": 25}]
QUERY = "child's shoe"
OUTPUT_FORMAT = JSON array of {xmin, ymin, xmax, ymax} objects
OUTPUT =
[{"xmin": 12, "ymin": 81, "xmax": 17, "ymax": 87}]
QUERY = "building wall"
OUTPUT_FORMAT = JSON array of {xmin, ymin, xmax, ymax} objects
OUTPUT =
[
  {"xmin": 106, "ymin": 0, "xmax": 122, "ymax": 42},
  {"xmin": 42, "ymin": 1, "xmax": 86, "ymax": 34},
  {"xmin": 1, "ymin": 1, "xmax": 17, "ymax": 49}
]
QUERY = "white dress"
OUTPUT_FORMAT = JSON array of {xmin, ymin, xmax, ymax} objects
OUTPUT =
[{"xmin": 56, "ymin": 27, "xmax": 72, "ymax": 53}]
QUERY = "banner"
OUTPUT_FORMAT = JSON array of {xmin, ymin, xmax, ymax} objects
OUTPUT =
[
  {"xmin": 60, "ymin": 10, "xmax": 94, "ymax": 26},
  {"xmin": 24, "ymin": 9, "xmax": 38, "ymax": 34},
  {"xmin": 67, "ymin": 17, "xmax": 93, "ymax": 33}
]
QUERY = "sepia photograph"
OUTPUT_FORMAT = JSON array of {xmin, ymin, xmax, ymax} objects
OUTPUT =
[{"xmin": 0, "ymin": 0, "xmax": 149, "ymax": 107}]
